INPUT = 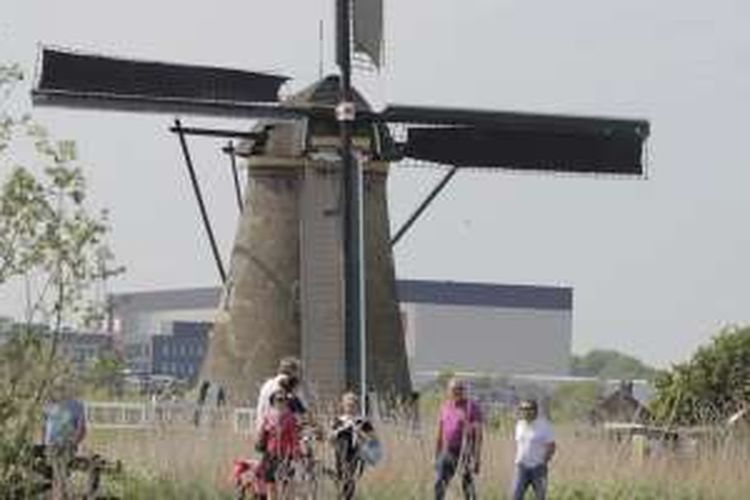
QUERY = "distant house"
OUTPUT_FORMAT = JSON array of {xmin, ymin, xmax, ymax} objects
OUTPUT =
[{"xmin": 592, "ymin": 381, "xmax": 651, "ymax": 423}]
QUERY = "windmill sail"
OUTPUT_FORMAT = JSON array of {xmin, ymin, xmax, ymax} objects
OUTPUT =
[
  {"xmin": 33, "ymin": 48, "xmax": 294, "ymax": 119},
  {"xmin": 382, "ymin": 105, "xmax": 649, "ymax": 175},
  {"xmin": 353, "ymin": 0, "xmax": 384, "ymax": 67}
]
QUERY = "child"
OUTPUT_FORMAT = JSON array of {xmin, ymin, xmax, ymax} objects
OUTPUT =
[
  {"xmin": 256, "ymin": 388, "xmax": 301, "ymax": 500},
  {"xmin": 330, "ymin": 392, "xmax": 379, "ymax": 500},
  {"xmin": 231, "ymin": 457, "xmax": 267, "ymax": 499}
]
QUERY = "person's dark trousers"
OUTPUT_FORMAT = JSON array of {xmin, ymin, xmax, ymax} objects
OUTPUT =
[
  {"xmin": 336, "ymin": 460, "xmax": 358, "ymax": 500},
  {"xmin": 434, "ymin": 451, "xmax": 476, "ymax": 500},
  {"xmin": 511, "ymin": 463, "xmax": 548, "ymax": 500},
  {"xmin": 334, "ymin": 442, "xmax": 361, "ymax": 500}
]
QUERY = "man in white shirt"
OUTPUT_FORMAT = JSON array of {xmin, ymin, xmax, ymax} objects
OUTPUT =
[
  {"xmin": 255, "ymin": 356, "xmax": 305, "ymax": 431},
  {"xmin": 512, "ymin": 399, "xmax": 556, "ymax": 500}
]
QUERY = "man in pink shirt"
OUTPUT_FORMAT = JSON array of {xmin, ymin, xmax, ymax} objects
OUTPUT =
[{"xmin": 434, "ymin": 378, "xmax": 483, "ymax": 500}]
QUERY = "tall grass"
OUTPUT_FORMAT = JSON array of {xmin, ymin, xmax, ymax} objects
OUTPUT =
[{"xmin": 85, "ymin": 416, "xmax": 750, "ymax": 499}]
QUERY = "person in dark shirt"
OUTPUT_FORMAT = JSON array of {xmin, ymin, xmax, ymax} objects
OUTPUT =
[
  {"xmin": 278, "ymin": 373, "xmax": 307, "ymax": 417},
  {"xmin": 329, "ymin": 392, "xmax": 378, "ymax": 500}
]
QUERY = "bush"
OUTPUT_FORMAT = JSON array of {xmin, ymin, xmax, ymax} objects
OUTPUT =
[
  {"xmin": 650, "ymin": 325, "xmax": 750, "ymax": 425},
  {"xmin": 0, "ymin": 331, "xmax": 73, "ymax": 497}
]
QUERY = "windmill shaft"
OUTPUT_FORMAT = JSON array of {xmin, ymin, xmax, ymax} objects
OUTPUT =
[{"xmin": 336, "ymin": 0, "xmax": 366, "ymax": 402}]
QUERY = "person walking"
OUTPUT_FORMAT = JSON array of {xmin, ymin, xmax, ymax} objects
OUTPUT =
[
  {"xmin": 330, "ymin": 392, "xmax": 379, "ymax": 500},
  {"xmin": 434, "ymin": 378, "xmax": 483, "ymax": 500},
  {"xmin": 256, "ymin": 387, "xmax": 301, "ymax": 500},
  {"xmin": 511, "ymin": 399, "xmax": 556, "ymax": 500},
  {"xmin": 255, "ymin": 356, "xmax": 306, "ymax": 431}
]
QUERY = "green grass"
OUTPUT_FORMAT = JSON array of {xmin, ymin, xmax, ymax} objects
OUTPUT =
[{"xmin": 82, "ymin": 418, "xmax": 750, "ymax": 499}]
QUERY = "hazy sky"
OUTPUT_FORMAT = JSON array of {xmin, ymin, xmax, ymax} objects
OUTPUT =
[{"xmin": 3, "ymin": 0, "xmax": 750, "ymax": 367}]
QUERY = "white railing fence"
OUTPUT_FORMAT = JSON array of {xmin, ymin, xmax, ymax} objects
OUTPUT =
[{"xmin": 83, "ymin": 401, "xmax": 255, "ymax": 433}]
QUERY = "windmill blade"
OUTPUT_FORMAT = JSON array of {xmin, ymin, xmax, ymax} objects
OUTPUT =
[
  {"xmin": 32, "ymin": 47, "xmax": 299, "ymax": 119},
  {"xmin": 381, "ymin": 105, "xmax": 649, "ymax": 175},
  {"xmin": 353, "ymin": 0, "xmax": 384, "ymax": 68},
  {"xmin": 400, "ymin": 125, "xmax": 645, "ymax": 175}
]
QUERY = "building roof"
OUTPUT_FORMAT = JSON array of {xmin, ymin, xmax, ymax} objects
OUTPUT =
[
  {"xmin": 111, "ymin": 280, "xmax": 572, "ymax": 313},
  {"xmin": 111, "ymin": 287, "xmax": 221, "ymax": 312},
  {"xmin": 397, "ymin": 280, "xmax": 572, "ymax": 311}
]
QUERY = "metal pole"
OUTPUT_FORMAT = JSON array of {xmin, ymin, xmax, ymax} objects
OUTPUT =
[
  {"xmin": 174, "ymin": 119, "xmax": 227, "ymax": 284},
  {"xmin": 336, "ymin": 0, "xmax": 365, "ymax": 408},
  {"xmin": 390, "ymin": 166, "xmax": 459, "ymax": 247},
  {"xmin": 168, "ymin": 125, "xmax": 265, "ymax": 140},
  {"xmin": 226, "ymin": 141, "xmax": 244, "ymax": 212},
  {"xmin": 356, "ymin": 155, "xmax": 367, "ymax": 415}
]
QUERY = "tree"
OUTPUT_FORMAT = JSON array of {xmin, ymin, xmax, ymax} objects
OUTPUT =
[
  {"xmin": 0, "ymin": 61, "xmax": 118, "ymax": 495},
  {"xmin": 650, "ymin": 325, "xmax": 750, "ymax": 426},
  {"xmin": 550, "ymin": 381, "xmax": 601, "ymax": 422},
  {"xmin": 571, "ymin": 349, "xmax": 659, "ymax": 380},
  {"xmin": 86, "ymin": 352, "xmax": 125, "ymax": 398}
]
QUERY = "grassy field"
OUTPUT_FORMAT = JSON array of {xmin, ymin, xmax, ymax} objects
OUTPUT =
[{"xmin": 84, "ymin": 416, "xmax": 750, "ymax": 499}]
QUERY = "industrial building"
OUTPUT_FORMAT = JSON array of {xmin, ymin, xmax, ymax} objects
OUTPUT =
[
  {"xmin": 400, "ymin": 280, "xmax": 572, "ymax": 386},
  {"xmin": 150, "ymin": 321, "xmax": 210, "ymax": 382},
  {"xmin": 110, "ymin": 280, "xmax": 572, "ymax": 383}
]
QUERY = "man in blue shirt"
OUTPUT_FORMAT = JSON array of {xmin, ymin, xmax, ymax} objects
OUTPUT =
[{"xmin": 42, "ymin": 383, "xmax": 87, "ymax": 499}]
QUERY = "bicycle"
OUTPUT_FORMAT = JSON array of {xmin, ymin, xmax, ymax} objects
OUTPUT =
[{"xmin": 8, "ymin": 444, "xmax": 122, "ymax": 500}]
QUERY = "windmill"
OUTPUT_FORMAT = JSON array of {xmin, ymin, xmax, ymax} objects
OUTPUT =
[{"xmin": 32, "ymin": 0, "xmax": 650, "ymax": 407}]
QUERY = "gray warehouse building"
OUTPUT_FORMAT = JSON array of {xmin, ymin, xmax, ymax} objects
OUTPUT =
[
  {"xmin": 110, "ymin": 280, "xmax": 572, "ymax": 382},
  {"xmin": 399, "ymin": 281, "xmax": 572, "ymax": 386}
]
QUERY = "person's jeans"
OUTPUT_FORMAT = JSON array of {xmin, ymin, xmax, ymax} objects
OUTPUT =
[
  {"xmin": 511, "ymin": 463, "xmax": 548, "ymax": 500},
  {"xmin": 434, "ymin": 451, "xmax": 476, "ymax": 500}
]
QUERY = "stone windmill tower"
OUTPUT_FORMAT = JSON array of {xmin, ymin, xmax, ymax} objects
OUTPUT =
[
  {"xmin": 202, "ymin": 76, "xmax": 411, "ymax": 403},
  {"xmin": 32, "ymin": 0, "xmax": 650, "ymax": 408}
]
